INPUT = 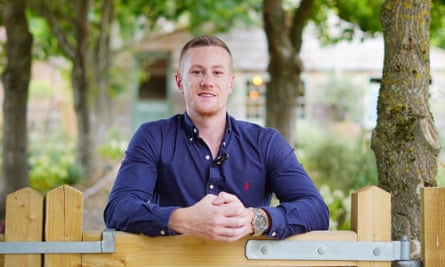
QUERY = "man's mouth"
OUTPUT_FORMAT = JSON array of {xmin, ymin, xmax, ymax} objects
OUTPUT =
[{"xmin": 198, "ymin": 92, "xmax": 216, "ymax": 97}]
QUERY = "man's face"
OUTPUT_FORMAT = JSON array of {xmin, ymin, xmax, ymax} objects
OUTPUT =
[{"xmin": 176, "ymin": 46, "xmax": 234, "ymax": 118}]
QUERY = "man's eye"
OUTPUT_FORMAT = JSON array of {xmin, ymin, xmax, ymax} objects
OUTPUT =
[{"xmin": 191, "ymin": 70, "xmax": 203, "ymax": 75}]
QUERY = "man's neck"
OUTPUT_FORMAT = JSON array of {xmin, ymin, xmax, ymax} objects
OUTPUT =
[{"xmin": 188, "ymin": 111, "xmax": 227, "ymax": 158}]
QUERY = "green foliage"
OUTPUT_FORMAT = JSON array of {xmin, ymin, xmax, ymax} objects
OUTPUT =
[
  {"xmin": 332, "ymin": 0, "xmax": 383, "ymax": 33},
  {"xmin": 115, "ymin": 0, "xmax": 261, "ymax": 38},
  {"xmin": 310, "ymin": 0, "xmax": 444, "ymax": 47},
  {"xmin": 29, "ymin": 131, "xmax": 85, "ymax": 192},
  {"xmin": 296, "ymin": 121, "xmax": 378, "ymax": 192},
  {"xmin": 27, "ymin": 12, "xmax": 60, "ymax": 59},
  {"xmin": 98, "ymin": 127, "xmax": 127, "ymax": 161},
  {"xmin": 296, "ymin": 121, "xmax": 377, "ymax": 230},
  {"xmin": 431, "ymin": 0, "xmax": 445, "ymax": 49},
  {"xmin": 310, "ymin": 0, "xmax": 384, "ymax": 45},
  {"xmin": 319, "ymin": 184, "xmax": 351, "ymax": 230}
]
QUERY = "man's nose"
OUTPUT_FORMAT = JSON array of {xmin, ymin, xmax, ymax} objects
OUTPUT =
[{"xmin": 200, "ymin": 74, "xmax": 213, "ymax": 87}]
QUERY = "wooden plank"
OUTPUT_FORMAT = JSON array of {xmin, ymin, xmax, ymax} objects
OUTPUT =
[
  {"xmin": 4, "ymin": 188, "xmax": 44, "ymax": 267},
  {"xmin": 421, "ymin": 187, "xmax": 445, "ymax": 267},
  {"xmin": 45, "ymin": 185, "xmax": 83, "ymax": 267},
  {"xmin": 82, "ymin": 230, "xmax": 358, "ymax": 267},
  {"xmin": 351, "ymin": 186, "xmax": 391, "ymax": 267},
  {"xmin": 0, "ymin": 234, "xmax": 3, "ymax": 267}
]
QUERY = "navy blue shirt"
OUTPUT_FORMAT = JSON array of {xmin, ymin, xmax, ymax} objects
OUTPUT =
[{"xmin": 104, "ymin": 113, "xmax": 329, "ymax": 239}]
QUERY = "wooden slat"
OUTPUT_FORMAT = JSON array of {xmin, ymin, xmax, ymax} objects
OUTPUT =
[
  {"xmin": 421, "ymin": 187, "xmax": 445, "ymax": 267},
  {"xmin": 45, "ymin": 185, "xmax": 83, "ymax": 267},
  {"xmin": 351, "ymin": 186, "xmax": 391, "ymax": 267},
  {"xmin": 82, "ymin": 230, "xmax": 358, "ymax": 267},
  {"xmin": 0, "ymin": 234, "xmax": 3, "ymax": 267},
  {"xmin": 4, "ymin": 188, "xmax": 44, "ymax": 267}
]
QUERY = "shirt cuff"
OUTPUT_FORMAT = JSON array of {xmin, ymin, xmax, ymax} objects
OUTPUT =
[
  {"xmin": 262, "ymin": 206, "xmax": 284, "ymax": 239},
  {"xmin": 155, "ymin": 206, "xmax": 180, "ymax": 236}
]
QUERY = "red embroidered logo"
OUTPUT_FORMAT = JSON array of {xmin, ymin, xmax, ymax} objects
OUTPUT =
[{"xmin": 244, "ymin": 181, "xmax": 249, "ymax": 191}]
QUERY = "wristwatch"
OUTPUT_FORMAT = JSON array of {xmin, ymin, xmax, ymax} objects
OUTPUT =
[{"xmin": 251, "ymin": 208, "xmax": 269, "ymax": 236}]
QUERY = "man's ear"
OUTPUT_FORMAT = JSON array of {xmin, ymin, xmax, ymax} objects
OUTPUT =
[
  {"xmin": 175, "ymin": 73, "xmax": 184, "ymax": 93},
  {"xmin": 228, "ymin": 74, "xmax": 235, "ymax": 94}
]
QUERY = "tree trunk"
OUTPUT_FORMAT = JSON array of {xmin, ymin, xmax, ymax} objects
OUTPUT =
[
  {"xmin": 371, "ymin": 0, "xmax": 440, "ymax": 257},
  {"xmin": 262, "ymin": 0, "xmax": 314, "ymax": 146},
  {"xmin": 90, "ymin": 0, "xmax": 114, "ymax": 171},
  {"xmin": 0, "ymin": 0, "xmax": 33, "ymax": 219},
  {"xmin": 72, "ymin": 0, "xmax": 93, "ymax": 178}
]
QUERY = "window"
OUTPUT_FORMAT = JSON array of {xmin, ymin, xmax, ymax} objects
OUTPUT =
[
  {"xmin": 138, "ymin": 56, "xmax": 168, "ymax": 100},
  {"xmin": 246, "ymin": 75, "xmax": 265, "ymax": 120}
]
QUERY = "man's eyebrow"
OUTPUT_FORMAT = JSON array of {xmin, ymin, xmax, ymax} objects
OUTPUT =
[{"xmin": 190, "ymin": 64, "xmax": 227, "ymax": 69}]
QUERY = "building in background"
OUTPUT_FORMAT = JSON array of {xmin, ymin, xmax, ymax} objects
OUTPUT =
[{"xmin": 2, "ymin": 26, "xmax": 444, "ymax": 158}]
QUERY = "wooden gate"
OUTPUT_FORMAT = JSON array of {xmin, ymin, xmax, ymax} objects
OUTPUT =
[{"xmin": 0, "ymin": 185, "xmax": 443, "ymax": 267}]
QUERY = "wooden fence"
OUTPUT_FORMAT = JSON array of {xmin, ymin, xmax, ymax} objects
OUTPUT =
[{"xmin": 0, "ymin": 184, "xmax": 443, "ymax": 267}]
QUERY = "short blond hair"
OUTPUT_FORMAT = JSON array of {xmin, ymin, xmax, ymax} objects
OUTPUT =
[{"xmin": 178, "ymin": 35, "xmax": 233, "ymax": 71}]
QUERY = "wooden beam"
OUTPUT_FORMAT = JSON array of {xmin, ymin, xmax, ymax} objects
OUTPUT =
[
  {"xmin": 82, "ymin": 230, "xmax": 358, "ymax": 267},
  {"xmin": 351, "ymin": 186, "xmax": 391, "ymax": 267},
  {"xmin": 421, "ymin": 187, "xmax": 445, "ymax": 267}
]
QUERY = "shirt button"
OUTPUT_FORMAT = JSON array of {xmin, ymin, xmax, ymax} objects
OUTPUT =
[
  {"xmin": 271, "ymin": 232, "xmax": 277, "ymax": 237},
  {"xmin": 209, "ymin": 184, "xmax": 214, "ymax": 190},
  {"xmin": 160, "ymin": 230, "xmax": 166, "ymax": 236},
  {"xmin": 193, "ymin": 128, "xmax": 198, "ymax": 133},
  {"xmin": 205, "ymin": 155, "xmax": 211, "ymax": 160}
]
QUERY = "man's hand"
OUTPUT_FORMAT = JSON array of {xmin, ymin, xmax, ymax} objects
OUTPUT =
[{"xmin": 168, "ymin": 192, "xmax": 254, "ymax": 242}]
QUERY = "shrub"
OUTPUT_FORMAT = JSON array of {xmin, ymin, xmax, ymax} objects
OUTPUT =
[
  {"xmin": 29, "ymin": 131, "xmax": 85, "ymax": 192},
  {"xmin": 319, "ymin": 184, "xmax": 351, "ymax": 230},
  {"xmin": 98, "ymin": 127, "xmax": 127, "ymax": 162},
  {"xmin": 296, "ymin": 121, "xmax": 377, "ymax": 192}
]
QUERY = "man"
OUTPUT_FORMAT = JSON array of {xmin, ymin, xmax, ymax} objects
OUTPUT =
[{"xmin": 104, "ymin": 35, "xmax": 329, "ymax": 242}]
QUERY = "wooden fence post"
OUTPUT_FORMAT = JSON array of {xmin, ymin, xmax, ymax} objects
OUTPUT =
[
  {"xmin": 45, "ymin": 185, "xmax": 83, "ymax": 267},
  {"xmin": 4, "ymin": 188, "xmax": 44, "ymax": 267},
  {"xmin": 421, "ymin": 187, "xmax": 445, "ymax": 267},
  {"xmin": 351, "ymin": 186, "xmax": 391, "ymax": 267}
]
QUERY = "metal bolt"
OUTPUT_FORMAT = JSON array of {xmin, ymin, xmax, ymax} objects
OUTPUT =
[
  {"xmin": 317, "ymin": 245, "xmax": 326, "ymax": 255},
  {"xmin": 373, "ymin": 247, "xmax": 381, "ymax": 256},
  {"xmin": 260, "ymin": 245, "xmax": 269, "ymax": 255}
]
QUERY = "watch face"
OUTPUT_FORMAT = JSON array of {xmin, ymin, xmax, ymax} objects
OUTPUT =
[{"xmin": 254, "ymin": 209, "xmax": 268, "ymax": 231}]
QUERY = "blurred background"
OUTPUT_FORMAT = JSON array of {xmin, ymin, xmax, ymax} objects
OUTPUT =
[{"xmin": 1, "ymin": 0, "xmax": 444, "ymax": 231}]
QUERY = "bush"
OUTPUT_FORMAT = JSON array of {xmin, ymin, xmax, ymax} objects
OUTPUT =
[
  {"xmin": 29, "ymin": 131, "xmax": 85, "ymax": 192},
  {"xmin": 319, "ymin": 184, "xmax": 351, "ymax": 230},
  {"xmin": 98, "ymin": 127, "xmax": 127, "ymax": 161},
  {"xmin": 296, "ymin": 121, "xmax": 377, "ymax": 192}
]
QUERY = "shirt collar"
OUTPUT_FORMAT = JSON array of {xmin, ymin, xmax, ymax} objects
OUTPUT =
[
  {"xmin": 182, "ymin": 112, "xmax": 233, "ymax": 146},
  {"xmin": 183, "ymin": 112, "xmax": 198, "ymax": 141}
]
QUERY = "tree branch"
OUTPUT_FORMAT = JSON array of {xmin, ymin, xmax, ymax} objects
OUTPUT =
[
  {"xmin": 290, "ymin": 0, "xmax": 314, "ymax": 52},
  {"xmin": 30, "ymin": 0, "xmax": 76, "ymax": 59}
]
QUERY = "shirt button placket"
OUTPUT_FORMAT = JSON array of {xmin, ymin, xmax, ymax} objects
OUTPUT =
[{"xmin": 205, "ymin": 154, "xmax": 216, "ymax": 194}]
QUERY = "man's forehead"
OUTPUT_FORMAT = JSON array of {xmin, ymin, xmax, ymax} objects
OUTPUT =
[
  {"xmin": 183, "ymin": 47, "xmax": 231, "ymax": 65},
  {"xmin": 184, "ymin": 46, "xmax": 231, "ymax": 57}
]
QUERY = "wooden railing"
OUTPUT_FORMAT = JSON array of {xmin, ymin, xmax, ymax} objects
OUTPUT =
[{"xmin": 0, "ymin": 185, "xmax": 443, "ymax": 267}]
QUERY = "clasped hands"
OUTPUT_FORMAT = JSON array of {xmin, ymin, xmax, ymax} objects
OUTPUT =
[{"xmin": 168, "ymin": 192, "xmax": 255, "ymax": 242}]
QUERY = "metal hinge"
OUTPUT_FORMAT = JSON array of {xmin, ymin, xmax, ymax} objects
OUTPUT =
[
  {"xmin": 246, "ymin": 235, "xmax": 413, "ymax": 262},
  {"xmin": 0, "ymin": 229, "xmax": 115, "ymax": 254}
]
